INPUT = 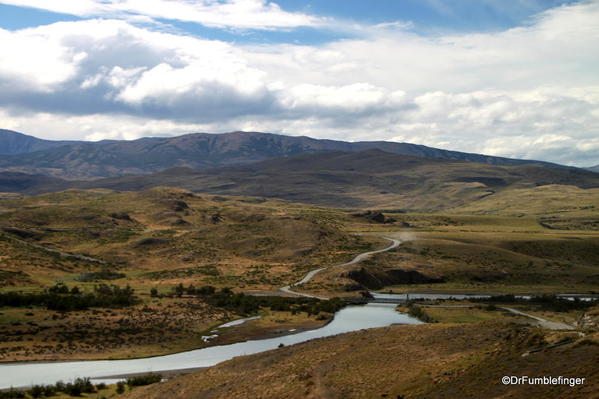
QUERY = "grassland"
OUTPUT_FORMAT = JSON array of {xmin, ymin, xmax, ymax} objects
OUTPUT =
[
  {"xmin": 0, "ymin": 294, "xmax": 233, "ymax": 361},
  {"xmin": 1, "ymin": 185, "xmax": 598, "ymax": 371},
  {"xmin": 0, "ymin": 188, "xmax": 379, "ymax": 362},
  {"xmin": 296, "ymin": 210, "xmax": 599, "ymax": 297},
  {"xmin": 0, "ymin": 187, "xmax": 376, "ymax": 291},
  {"xmin": 121, "ymin": 321, "xmax": 599, "ymax": 399}
]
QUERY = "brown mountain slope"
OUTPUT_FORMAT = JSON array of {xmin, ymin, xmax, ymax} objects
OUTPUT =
[
  {"xmin": 0, "ymin": 129, "xmax": 79, "ymax": 155},
  {"xmin": 0, "ymin": 130, "xmax": 565, "ymax": 179},
  {"xmin": 123, "ymin": 321, "xmax": 599, "ymax": 399},
  {"xmin": 60, "ymin": 150, "xmax": 599, "ymax": 210}
]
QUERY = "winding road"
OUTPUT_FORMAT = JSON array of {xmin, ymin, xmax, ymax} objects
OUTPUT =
[
  {"xmin": 416, "ymin": 304, "xmax": 575, "ymax": 330},
  {"xmin": 280, "ymin": 236, "xmax": 401, "ymax": 299},
  {"xmin": 500, "ymin": 307, "xmax": 574, "ymax": 330}
]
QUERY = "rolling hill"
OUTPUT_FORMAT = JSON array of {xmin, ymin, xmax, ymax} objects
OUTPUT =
[
  {"xmin": 122, "ymin": 321, "xmax": 599, "ymax": 399},
  {"xmin": 0, "ymin": 130, "xmax": 567, "ymax": 179},
  {"xmin": 3, "ymin": 149, "xmax": 597, "ymax": 211},
  {"xmin": 0, "ymin": 187, "xmax": 366, "ymax": 289}
]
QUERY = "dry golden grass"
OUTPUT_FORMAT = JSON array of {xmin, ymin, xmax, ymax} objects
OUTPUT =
[
  {"xmin": 122, "ymin": 321, "xmax": 599, "ymax": 399},
  {"xmin": 0, "ymin": 187, "xmax": 374, "ymax": 292}
]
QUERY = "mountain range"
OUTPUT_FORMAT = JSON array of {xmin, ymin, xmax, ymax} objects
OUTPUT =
[
  {"xmin": 1, "ymin": 129, "xmax": 598, "ymax": 211},
  {"xmin": 2, "ymin": 149, "xmax": 598, "ymax": 210},
  {"xmin": 0, "ymin": 129, "xmax": 567, "ymax": 179},
  {"xmin": 0, "ymin": 129, "xmax": 79, "ymax": 155}
]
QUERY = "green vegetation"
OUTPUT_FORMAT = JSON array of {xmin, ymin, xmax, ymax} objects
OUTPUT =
[
  {"xmin": 471, "ymin": 294, "xmax": 599, "ymax": 312},
  {"xmin": 116, "ymin": 382, "xmax": 125, "ymax": 394},
  {"xmin": 126, "ymin": 373, "xmax": 163, "ymax": 387},
  {"xmin": 0, "ymin": 377, "xmax": 99, "ymax": 398},
  {"xmin": 171, "ymin": 284, "xmax": 346, "ymax": 316},
  {"xmin": 143, "ymin": 265, "xmax": 220, "ymax": 280},
  {"xmin": 405, "ymin": 303, "xmax": 437, "ymax": 323},
  {"xmin": 77, "ymin": 270, "xmax": 126, "ymax": 282},
  {"xmin": 0, "ymin": 390, "xmax": 25, "ymax": 399},
  {"xmin": 0, "ymin": 283, "xmax": 139, "ymax": 311},
  {"xmin": 0, "ymin": 374, "xmax": 163, "ymax": 398}
]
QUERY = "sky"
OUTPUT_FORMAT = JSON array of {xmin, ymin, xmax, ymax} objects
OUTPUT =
[{"xmin": 0, "ymin": 0, "xmax": 598, "ymax": 166}]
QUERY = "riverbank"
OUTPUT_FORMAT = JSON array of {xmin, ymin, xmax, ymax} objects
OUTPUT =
[
  {"xmin": 0, "ymin": 303, "xmax": 420, "ymax": 389},
  {"xmin": 121, "ymin": 321, "xmax": 599, "ymax": 399},
  {"xmin": 0, "ymin": 305, "xmax": 330, "ymax": 363}
]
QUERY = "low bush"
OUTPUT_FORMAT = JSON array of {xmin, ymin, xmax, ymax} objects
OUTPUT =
[
  {"xmin": 126, "ymin": 373, "xmax": 163, "ymax": 387},
  {"xmin": 0, "ymin": 283, "xmax": 140, "ymax": 311},
  {"xmin": 472, "ymin": 294, "xmax": 598, "ymax": 312}
]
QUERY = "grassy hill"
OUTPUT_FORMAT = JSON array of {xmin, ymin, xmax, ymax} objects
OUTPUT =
[
  {"xmin": 293, "ymin": 213, "xmax": 599, "ymax": 297},
  {"xmin": 0, "ymin": 188, "xmax": 373, "ymax": 292},
  {"xmin": 122, "ymin": 321, "xmax": 599, "ymax": 399},
  {"xmin": 0, "ymin": 188, "xmax": 377, "ymax": 361}
]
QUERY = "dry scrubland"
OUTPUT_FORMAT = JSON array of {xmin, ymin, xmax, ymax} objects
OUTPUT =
[
  {"xmin": 122, "ymin": 322, "xmax": 599, "ymax": 399},
  {"xmin": 0, "ymin": 187, "xmax": 374, "ymax": 291},
  {"xmin": 301, "ymin": 210, "xmax": 599, "ymax": 296},
  {"xmin": 0, "ymin": 188, "xmax": 375, "ymax": 361},
  {"xmin": 0, "ymin": 183, "xmax": 598, "ymax": 399}
]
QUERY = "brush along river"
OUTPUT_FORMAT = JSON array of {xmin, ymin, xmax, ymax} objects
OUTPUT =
[
  {"xmin": 3, "ymin": 235, "xmax": 595, "ymax": 388},
  {"xmin": 1, "ymin": 235, "xmax": 408, "ymax": 388},
  {"xmin": 0, "ymin": 303, "xmax": 422, "ymax": 388}
]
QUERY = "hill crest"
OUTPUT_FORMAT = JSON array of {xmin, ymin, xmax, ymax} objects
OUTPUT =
[{"xmin": 0, "ymin": 130, "xmax": 567, "ymax": 179}]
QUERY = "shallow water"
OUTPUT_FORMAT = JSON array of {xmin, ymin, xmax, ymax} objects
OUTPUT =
[
  {"xmin": 370, "ymin": 292, "xmax": 598, "ymax": 301},
  {"xmin": 0, "ymin": 303, "xmax": 421, "ymax": 388}
]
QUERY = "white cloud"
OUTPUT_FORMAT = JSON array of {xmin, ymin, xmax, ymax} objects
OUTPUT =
[
  {"xmin": 0, "ymin": 1, "xmax": 599, "ymax": 166},
  {"xmin": 0, "ymin": 0, "xmax": 320, "ymax": 30}
]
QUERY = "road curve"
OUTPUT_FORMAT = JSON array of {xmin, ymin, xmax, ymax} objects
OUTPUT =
[
  {"xmin": 501, "ymin": 307, "xmax": 574, "ymax": 330},
  {"xmin": 280, "ymin": 236, "xmax": 401, "ymax": 300}
]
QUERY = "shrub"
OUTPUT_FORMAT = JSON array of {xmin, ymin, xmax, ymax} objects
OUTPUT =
[
  {"xmin": 126, "ymin": 373, "xmax": 163, "ymax": 387},
  {"xmin": 0, "ymin": 284, "xmax": 140, "ymax": 311},
  {"xmin": 27, "ymin": 386, "xmax": 44, "ymax": 398},
  {"xmin": 0, "ymin": 389, "xmax": 26, "ymax": 399},
  {"xmin": 64, "ymin": 377, "xmax": 95, "ymax": 396},
  {"xmin": 407, "ymin": 304, "xmax": 437, "ymax": 323}
]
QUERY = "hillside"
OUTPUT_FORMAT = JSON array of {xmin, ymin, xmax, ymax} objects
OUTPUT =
[
  {"xmin": 0, "ymin": 129, "xmax": 78, "ymax": 155},
  {"xmin": 587, "ymin": 164, "xmax": 599, "ymax": 173},
  {"xmin": 122, "ymin": 321, "xmax": 599, "ymax": 399},
  {"xmin": 0, "ymin": 188, "xmax": 369, "ymax": 290},
  {"xmin": 27, "ymin": 150, "xmax": 597, "ymax": 211},
  {"xmin": 0, "ymin": 130, "xmax": 565, "ymax": 179}
]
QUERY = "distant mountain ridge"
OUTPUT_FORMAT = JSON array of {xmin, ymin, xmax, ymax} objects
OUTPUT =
[
  {"xmin": 0, "ymin": 129, "xmax": 80, "ymax": 155},
  {"xmin": 2, "ymin": 149, "xmax": 598, "ymax": 210},
  {"xmin": 0, "ymin": 130, "xmax": 568, "ymax": 179},
  {"xmin": 586, "ymin": 165, "xmax": 599, "ymax": 173}
]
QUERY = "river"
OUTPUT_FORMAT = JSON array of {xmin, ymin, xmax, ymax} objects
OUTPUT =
[
  {"xmin": 0, "ymin": 303, "xmax": 421, "ymax": 389},
  {"xmin": 370, "ymin": 292, "xmax": 599, "ymax": 301}
]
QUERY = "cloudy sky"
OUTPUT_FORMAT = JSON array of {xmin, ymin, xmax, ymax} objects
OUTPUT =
[{"xmin": 0, "ymin": 0, "xmax": 598, "ymax": 166}]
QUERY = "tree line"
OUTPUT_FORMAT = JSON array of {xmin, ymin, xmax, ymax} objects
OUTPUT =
[
  {"xmin": 165, "ymin": 283, "xmax": 347, "ymax": 316},
  {"xmin": 470, "ymin": 294, "xmax": 598, "ymax": 312},
  {"xmin": 0, "ymin": 283, "xmax": 139, "ymax": 311}
]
